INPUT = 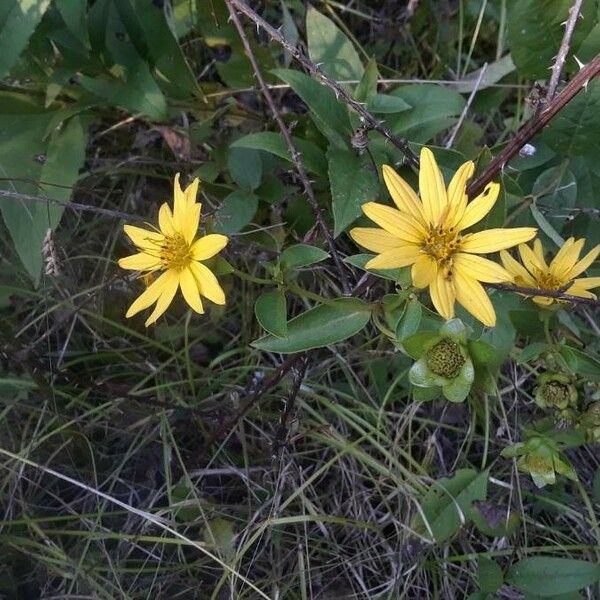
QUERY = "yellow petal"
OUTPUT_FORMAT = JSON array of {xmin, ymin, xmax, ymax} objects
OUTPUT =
[
  {"xmin": 144, "ymin": 270, "xmax": 179, "ymax": 326},
  {"xmin": 533, "ymin": 239, "xmax": 548, "ymax": 269},
  {"xmin": 125, "ymin": 269, "xmax": 173, "ymax": 319},
  {"xmin": 569, "ymin": 244, "xmax": 600, "ymax": 278},
  {"xmin": 445, "ymin": 160, "xmax": 474, "ymax": 227},
  {"xmin": 457, "ymin": 182, "xmax": 500, "ymax": 231},
  {"xmin": 184, "ymin": 177, "xmax": 200, "ymax": 206},
  {"xmin": 460, "ymin": 227, "xmax": 537, "ymax": 254},
  {"xmin": 124, "ymin": 225, "xmax": 164, "ymax": 251},
  {"xmin": 411, "ymin": 254, "xmax": 437, "ymax": 288},
  {"xmin": 419, "ymin": 147, "xmax": 447, "ymax": 225},
  {"xmin": 190, "ymin": 262, "xmax": 226, "ymax": 305},
  {"xmin": 429, "ymin": 268, "xmax": 455, "ymax": 320},
  {"xmin": 118, "ymin": 252, "xmax": 160, "ymax": 271},
  {"xmin": 568, "ymin": 276, "xmax": 600, "ymax": 291},
  {"xmin": 500, "ymin": 250, "xmax": 537, "ymax": 287},
  {"xmin": 381, "ymin": 164, "xmax": 425, "ymax": 223},
  {"xmin": 173, "ymin": 173, "xmax": 186, "ymax": 223},
  {"xmin": 350, "ymin": 227, "xmax": 402, "ymax": 253},
  {"xmin": 182, "ymin": 202, "xmax": 201, "ymax": 245},
  {"xmin": 158, "ymin": 203, "xmax": 176, "ymax": 237},
  {"xmin": 549, "ymin": 237, "xmax": 582, "ymax": 279},
  {"xmin": 362, "ymin": 202, "xmax": 426, "ymax": 244},
  {"xmin": 453, "ymin": 270, "xmax": 496, "ymax": 326},
  {"xmin": 191, "ymin": 234, "xmax": 228, "ymax": 261},
  {"xmin": 518, "ymin": 242, "xmax": 545, "ymax": 275},
  {"xmin": 365, "ymin": 245, "xmax": 421, "ymax": 269},
  {"xmin": 453, "ymin": 252, "xmax": 512, "ymax": 283},
  {"xmin": 532, "ymin": 295, "xmax": 556, "ymax": 306},
  {"xmin": 179, "ymin": 268, "xmax": 204, "ymax": 314}
]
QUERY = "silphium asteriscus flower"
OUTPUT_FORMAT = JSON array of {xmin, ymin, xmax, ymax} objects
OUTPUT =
[
  {"xmin": 500, "ymin": 237, "xmax": 600, "ymax": 306},
  {"xmin": 350, "ymin": 147, "xmax": 537, "ymax": 326},
  {"xmin": 501, "ymin": 433, "xmax": 578, "ymax": 488},
  {"xmin": 119, "ymin": 174, "xmax": 228, "ymax": 326}
]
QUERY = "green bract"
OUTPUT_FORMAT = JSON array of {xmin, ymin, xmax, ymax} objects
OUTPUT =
[
  {"xmin": 406, "ymin": 319, "xmax": 475, "ymax": 403},
  {"xmin": 501, "ymin": 433, "xmax": 578, "ymax": 488},
  {"xmin": 579, "ymin": 402, "xmax": 600, "ymax": 443}
]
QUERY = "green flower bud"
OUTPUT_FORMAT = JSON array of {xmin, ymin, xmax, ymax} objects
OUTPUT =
[
  {"xmin": 535, "ymin": 374, "xmax": 577, "ymax": 410},
  {"xmin": 425, "ymin": 339, "xmax": 465, "ymax": 379},
  {"xmin": 554, "ymin": 408, "xmax": 577, "ymax": 430}
]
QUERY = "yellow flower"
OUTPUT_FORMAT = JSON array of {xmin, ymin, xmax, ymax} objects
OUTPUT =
[
  {"xmin": 119, "ymin": 174, "xmax": 228, "ymax": 326},
  {"xmin": 350, "ymin": 147, "xmax": 537, "ymax": 326},
  {"xmin": 500, "ymin": 237, "xmax": 600, "ymax": 306}
]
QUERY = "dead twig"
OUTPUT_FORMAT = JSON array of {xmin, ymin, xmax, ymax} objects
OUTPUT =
[
  {"xmin": 225, "ymin": 0, "xmax": 351, "ymax": 293},
  {"xmin": 546, "ymin": 0, "xmax": 585, "ymax": 103},
  {"xmin": 226, "ymin": 0, "xmax": 419, "ymax": 168},
  {"xmin": 467, "ymin": 52, "xmax": 600, "ymax": 198}
]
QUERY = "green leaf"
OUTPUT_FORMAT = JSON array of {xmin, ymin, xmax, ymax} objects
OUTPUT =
[
  {"xmin": 272, "ymin": 68, "xmax": 352, "ymax": 147},
  {"xmin": 327, "ymin": 148, "xmax": 379, "ymax": 237},
  {"xmin": 252, "ymin": 298, "xmax": 371, "ymax": 353},
  {"xmin": 228, "ymin": 147, "xmax": 262, "ymax": 191},
  {"xmin": 0, "ymin": 0, "xmax": 53, "ymax": 78},
  {"xmin": 396, "ymin": 298, "xmax": 422, "ymax": 342},
  {"xmin": 344, "ymin": 254, "xmax": 412, "ymax": 285},
  {"xmin": 402, "ymin": 331, "xmax": 439, "ymax": 359},
  {"xmin": 366, "ymin": 94, "xmax": 411, "ymax": 113},
  {"xmin": 560, "ymin": 347, "xmax": 600, "ymax": 382},
  {"xmin": 281, "ymin": 244, "xmax": 329, "ymax": 270},
  {"xmin": 213, "ymin": 190, "xmax": 258, "ymax": 234},
  {"xmin": 0, "ymin": 111, "xmax": 87, "ymax": 284},
  {"xmin": 280, "ymin": 0, "xmax": 298, "ymax": 67},
  {"xmin": 255, "ymin": 291, "xmax": 287, "ymax": 338},
  {"xmin": 414, "ymin": 469, "xmax": 489, "ymax": 543},
  {"xmin": 478, "ymin": 558, "xmax": 503, "ymax": 594},
  {"xmin": 231, "ymin": 132, "xmax": 327, "ymax": 178},
  {"xmin": 507, "ymin": 557, "xmax": 600, "ymax": 597},
  {"xmin": 306, "ymin": 6, "xmax": 363, "ymax": 82},
  {"xmin": 507, "ymin": 0, "xmax": 595, "ymax": 79},
  {"xmin": 354, "ymin": 58, "xmax": 378, "ymax": 103},
  {"xmin": 387, "ymin": 85, "xmax": 465, "ymax": 142}
]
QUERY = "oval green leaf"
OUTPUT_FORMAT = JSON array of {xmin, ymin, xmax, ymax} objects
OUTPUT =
[
  {"xmin": 252, "ymin": 298, "xmax": 371, "ymax": 353},
  {"xmin": 281, "ymin": 244, "xmax": 329, "ymax": 270},
  {"xmin": 255, "ymin": 290, "xmax": 287, "ymax": 338}
]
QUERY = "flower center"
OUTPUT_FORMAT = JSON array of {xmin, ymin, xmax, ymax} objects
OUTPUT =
[
  {"xmin": 423, "ymin": 226, "xmax": 460, "ymax": 263},
  {"xmin": 534, "ymin": 269, "xmax": 563, "ymax": 291},
  {"xmin": 160, "ymin": 233, "xmax": 191, "ymax": 270},
  {"xmin": 426, "ymin": 338, "xmax": 465, "ymax": 378}
]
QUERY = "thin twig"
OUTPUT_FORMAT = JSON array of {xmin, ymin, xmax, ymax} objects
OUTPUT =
[
  {"xmin": 467, "ymin": 52, "xmax": 600, "ymax": 198},
  {"xmin": 546, "ymin": 0, "xmax": 585, "ymax": 103},
  {"xmin": 225, "ymin": 0, "xmax": 351, "ymax": 292},
  {"xmin": 485, "ymin": 282, "xmax": 600, "ymax": 306},
  {"xmin": 226, "ymin": 0, "xmax": 419, "ymax": 168}
]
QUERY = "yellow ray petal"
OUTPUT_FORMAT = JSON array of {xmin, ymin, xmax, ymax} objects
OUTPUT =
[
  {"xmin": 453, "ymin": 252, "xmax": 512, "ymax": 283},
  {"xmin": 569, "ymin": 244, "xmax": 600, "ymax": 278},
  {"xmin": 381, "ymin": 164, "xmax": 425, "ymax": 223},
  {"xmin": 190, "ymin": 262, "xmax": 226, "ymax": 305},
  {"xmin": 179, "ymin": 267, "xmax": 204, "ymax": 314},
  {"xmin": 191, "ymin": 234, "xmax": 228, "ymax": 261},
  {"xmin": 362, "ymin": 202, "xmax": 426, "ymax": 244},
  {"xmin": 144, "ymin": 270, "xmax": 180, "ymax": 326},
  {"xmin": 182, "ymin": 202, "xmax": 201, "ymax": 245},
  {"xmin": 567, "ymin": 276, "xmax": 600, "ymax": 291},
  {"xmin": 158, "ymin": 203, "xmax": 176, "ymax": 237},
  {"xmin": 173, "ymin": 173, "xmax": 186, "ymax": 223},
  {"xmin": 365, "ymin": 245, "xmax": 421, "ymax": 269},
  {"xmin": 419, "ymin": 147, "xmax": 447, "ymax": 225},
  {"xmin": 350, "ymin": 227, "xmax": 402, "ymax": 253},
  {"xmin": 532, "ymin": 295, "xmax": 556, "ymax": 306},
  {"xmin": 125, "ymin": 270, "xmax": 174, "ymax": 319},
  {"xmin": 445, "ymin": 160, "xmax": 474, "ymax": 227},
  {"xmin": 533, "ymin": 239, "xmax": 548, "ymax": 269},
  {"xmin": 184, "ymin": 177, "xmax": 200, "ymax": 206},
  {"xmin": 460, "ymin": 227, "xmax": 537, "ymax": 254},
  {"xmin": 429, "ymin": 268, "xmax": 455, "ymax": 320},
  {"xmin": 411, "ymin": 254, "xmax": 437, "ymax": 288},
  {"xmin": 549, "ymin": 237, "xmax": 579, "ymax": 277},
  {"xmin": 453, "ymin": 270, "xmax": 496, "ymax": 326},
  {"xmin": 457, "ymin": 182, "xmax": 500, "ymax": 231},
  {"xmin": 499, "ymin": 250, "xmax": 537, "ymax": 287},
  {"xmin": 124, "ymin": 225, "xmax": 164, "ymax": 251},
  {"xmin": 118, "ymin": 252, "xmax": 161, "ymax": 271},
  {"xmin": 518, "ymin": 242, "xmax": 546, "ymax": 275}
]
